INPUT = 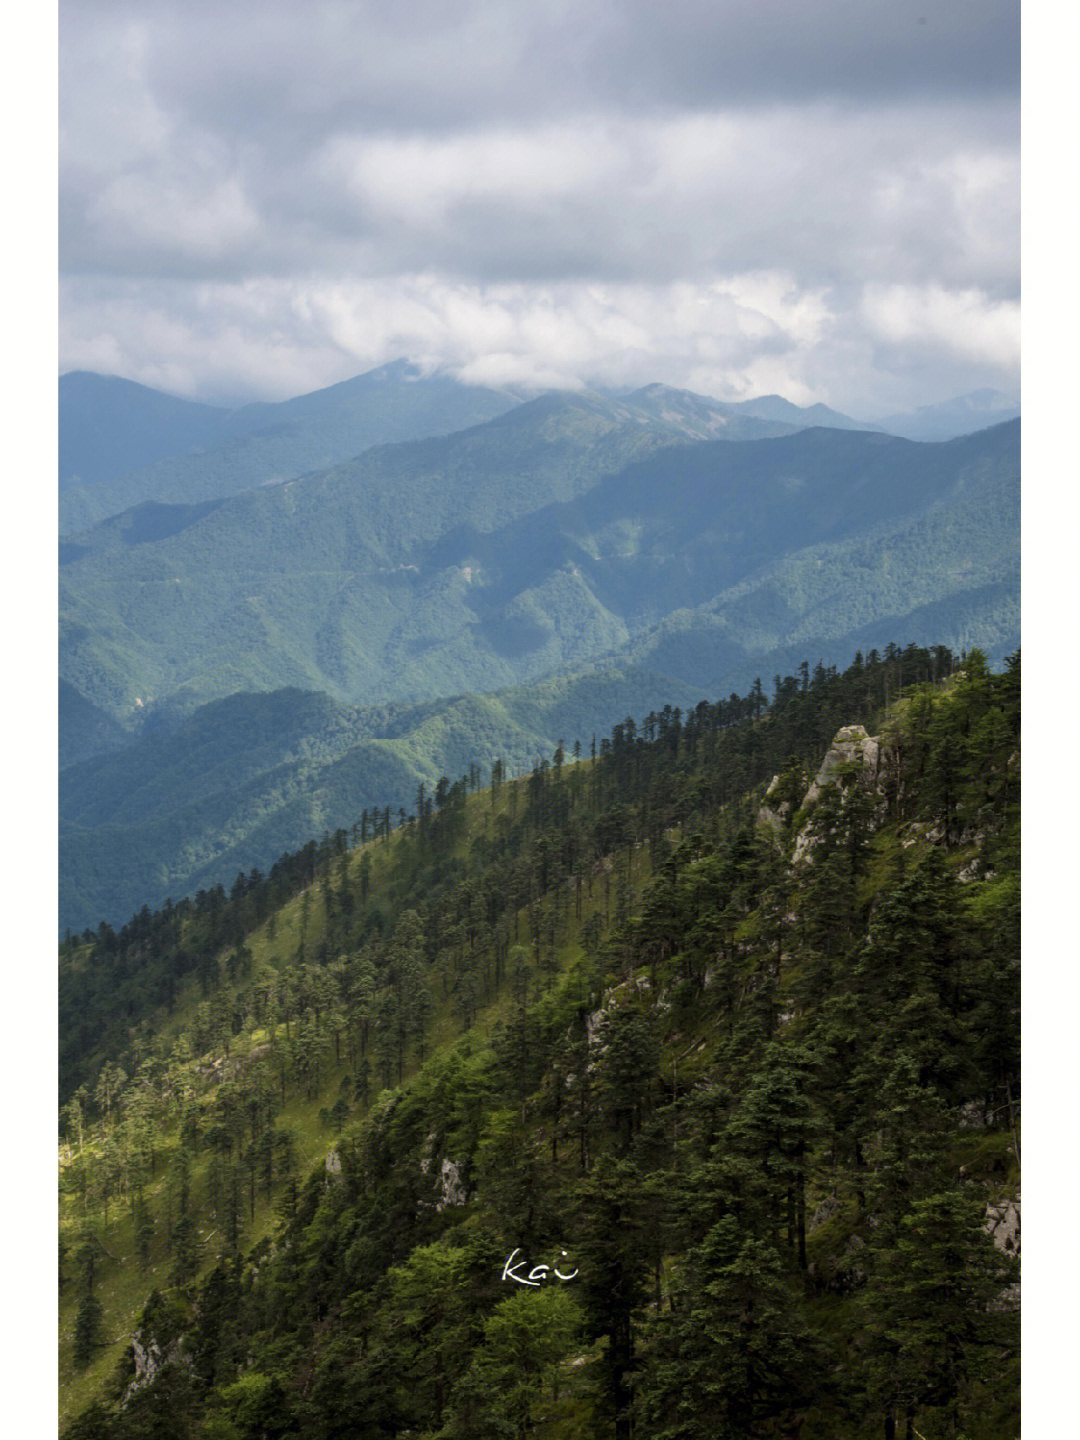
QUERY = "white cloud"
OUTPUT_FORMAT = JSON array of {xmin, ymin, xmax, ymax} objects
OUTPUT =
[
  {"xmin": 58, "ymin": 1, "xmax": 1019, "ymax": 412},
  {"xmin": 861, "ymin": 283, "xmax": 1020, "ymax": 368},
  {"xmin": 62, "ymin": 270, "xmax": 1018, "ymax": 415}
]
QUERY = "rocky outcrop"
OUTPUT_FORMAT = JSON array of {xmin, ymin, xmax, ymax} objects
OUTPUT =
[
  {"xmin": 757, "ymin": 774, "xmax": 793, "ymax": 835},
  {"xmin": 585, "ymin": 976, "xmax": 655, "ymax": 1048},
  {"xmin": 419, "ymin": 1135, "xmax": 467, "ymax": 1210},
  {"xmin": 985, "ymin": 1196, "xmax": 1020, "ymax": 1255},
  {"xmin": 801, "ymin": 725, "xmax": 881, "ymax": 808},
  {"xmin": 435, "ymin": 1158, "xmax": 466, "ymax": 1211},
  {"xmin": 130, "ymin": 1334, "xmax": 166, "ymax": 1392},
  {"xmin": 792, "ymin": 724, "xmax": 886, "ymax": 864},
  {"xmin": 124, "ymin": 1331, "xmax": 187, "ymax": 1404},
  {"xmin": 985, "ymin": 1196, "xmax": 1020, "ymax": 1312}
]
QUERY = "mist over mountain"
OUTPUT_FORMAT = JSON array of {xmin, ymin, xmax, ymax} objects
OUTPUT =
[{"xmin": 870, "ymin": 388, "xmax": 1021, "ymax": 441}]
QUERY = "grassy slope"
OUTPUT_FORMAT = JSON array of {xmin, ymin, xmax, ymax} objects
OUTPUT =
[
  {"xmin": 59, "ymin": 665, "xmax": 1020, "ymax": 1436},
  {"xmin": 58, "ymin": 769, "xmax": 658, "ymax": 1425}
]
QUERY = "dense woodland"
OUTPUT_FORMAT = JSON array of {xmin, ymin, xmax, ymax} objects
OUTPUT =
[{"xmin": 59, "ymin": 643, "xmax": 1020, "ymax": 1439}]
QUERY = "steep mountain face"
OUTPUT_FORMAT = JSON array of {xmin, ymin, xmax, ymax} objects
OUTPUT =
[
  {"xmin": 59, "ymin": 362, "xmax": 523, "ymax": 533},
  {"xmin": 58, "ymin": 651, "xmax": 1020, "ymax": 1440}
]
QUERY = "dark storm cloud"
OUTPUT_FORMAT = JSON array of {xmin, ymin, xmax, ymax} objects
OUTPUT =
[
  {"xmin": 59, "ymin": 0, "xmax": 1019, "ymax": 414},
  {"xmin": 63, "ymin": 0, "xmax": 1018, "ymax": 137}
]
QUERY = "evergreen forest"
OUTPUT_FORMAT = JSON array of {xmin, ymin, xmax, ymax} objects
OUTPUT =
[{"xmin": 58, "ymin": 643, "xmax": 1020, "ymax": 1440}]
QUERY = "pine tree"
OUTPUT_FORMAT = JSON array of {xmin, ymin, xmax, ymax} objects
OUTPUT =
[
  {"xmin": 859, "ymin": 1189, "xmax": 1018, "ymax": 1438},
  {"xmin": 73, "ymin": 1291, "xmax": 104, "ymax": 1367}
]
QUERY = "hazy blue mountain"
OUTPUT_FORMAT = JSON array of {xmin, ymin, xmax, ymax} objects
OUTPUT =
[
  {"xmin": 725, "ymin": 393, "xmax": 873, "ymax": 430},
  {"xmin": 59, "ymin": 664, "xmax": 701, "ymax": 932},
  {"xmin": 616, "ymin": 384, "xmax": 802, "ymax": 439},
  {"xmin": 870, "ymin": 389, "xmax": 1021, "ymax": 441},
  {"xmin": 60, "ymin": 372, "xmax": 227, "ymax": 504},
  {"xmin": 57, "ymin": 390, "xmax": 732, "ymax": 723},
  {"xmin": 58, "ymin": 360, "xmax": 523, "ymax": 533}
]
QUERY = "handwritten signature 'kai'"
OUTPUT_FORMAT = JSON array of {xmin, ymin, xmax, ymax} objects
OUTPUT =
[{"xmin": 501, "ymin": 1247, "xmax": 579, "ymax": 1287}]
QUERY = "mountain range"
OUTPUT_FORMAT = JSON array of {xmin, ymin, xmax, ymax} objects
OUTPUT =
[
  {"xmin": 58, "ymin": 365, "xmax": 825, "ymax": 537},
  {"xmin": 58, "ymin": 364, "xmax": 1020, "ymax": 932},
  {"xmin": 59, "ymin": 362, "xmax": 522, "ymax": 534}
]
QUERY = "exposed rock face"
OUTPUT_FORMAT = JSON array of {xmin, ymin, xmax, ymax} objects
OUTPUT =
[
  {"xmin": 325, "ymin": 1149, "xmax": 342, "ymax": 1175},
  {"xmin": 800, "ymin": 725, "xmax": 881, "ymax": 809},
  {"xmin": 585, "ymin": 1007, "xmax": 607, "ymax": 1046},
  {"xmin": 586, "ymin": 976, "xmax": 655, "ymax": 1044},
  {"xmin": 130, "ymin": 1334, "xmax": 165, "ymax": 1392},
  {"xmin": 958, "ymin": 856, "xmax": 996, "ymax": 885},
  {"xmin": 418, "ymin": 1135, "xmax": 467, "ymax": 1210},
  {"xmin": 792, "ymin": 724, "xmax": 885, "ymax": 864},
  {"xmin": 435, "ymin": 1158, "xmax": 466, "ymax": 1211},
  {"xmin": 986, "ymin": 1197, "xmax": 1021, "ymax": 1255},
  {"xmin": 990, "ymin": 1198, "xmax": 1025, "ymax": 1313},
  {"xmin": 958, "ymin": 1100, "xmax": 991, "ymax": 1129},
  {"xmin": 124, "ymin": 1331, "xmax": 185, "ymax": 1404},
  {"xmin": 757, "ymin": 774, "xmax": 793, "ymax": 835},
  {"xmin": 985, "ymin": 1196, "xmax": 1021, "ymax": 1312}
]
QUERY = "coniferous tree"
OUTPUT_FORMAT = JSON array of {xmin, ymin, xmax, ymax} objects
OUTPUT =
[{"xmin": 73, "ymin": 1291, "xmax": 105, "ymax": 1367}]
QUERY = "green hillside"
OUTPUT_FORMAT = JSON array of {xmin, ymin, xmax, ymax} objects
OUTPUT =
[
  {"xmin": 59, "ymin": 414, "xmax": 1018, "ymax": 733},
  {"xmin": 59, "ymin": 390, "xmax": 696, "ymax": 724},
  {"xmin": 60, "ymin": 667, "xmax": 703, "ymax": 934},
  {"xmin": 59, "ymin": 363, "xmax": 522, "ymax": 534},
  {"xmin": 59, "ymin": 416, "xmax": 1018, "ymax": 931},
  {"xmin": 59, "ymin": 646, "xmax": 1019, "ymax": 1440}
]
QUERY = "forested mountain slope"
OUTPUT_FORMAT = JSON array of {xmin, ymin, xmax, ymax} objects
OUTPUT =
[
  {"xmin": 60, "ymin": 414, "xmax": 1018, "ymax": 739},
  {"xmin": 59, "ymin": 363, "xmax": 523, "ymax": 534},
  {"xmin": 59, "ymin": 665, "xmax": 703, "ymax": 935},
  {"xmin": 59, "ymin": 389, "xmax": 699, "ymax": 726},
  {"xmin": 59, "ymin": 646, "xmax": 1019, "ymax": 1440},
  {"xmin": 59, "ymin": 416, "xmax": 1018, "ymax": 931},
  {"xmin": 61, "ymin": 363, "xmax": 860, "ymax": 538}
]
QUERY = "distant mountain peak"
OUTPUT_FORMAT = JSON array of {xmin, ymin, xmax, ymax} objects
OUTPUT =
[{"xmin": 870, "ymin": 390, "xmax": 1021, "ymax": 441}]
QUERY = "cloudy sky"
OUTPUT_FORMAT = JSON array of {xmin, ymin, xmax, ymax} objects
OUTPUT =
[{"xmin": 59, "ymin": 0, "xmax": 1019, "ymax": 415}]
